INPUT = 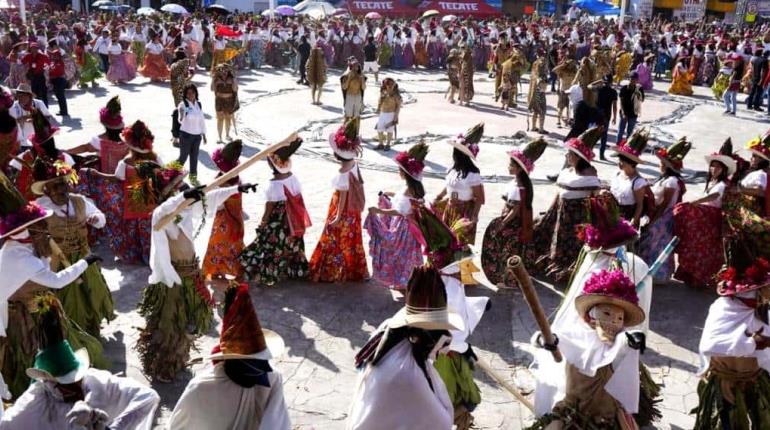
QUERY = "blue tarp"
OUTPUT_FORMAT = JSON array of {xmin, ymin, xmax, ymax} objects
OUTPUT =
[{"xmin": 572, "ymin": 0, "xmax": 620, "ymax": 15}]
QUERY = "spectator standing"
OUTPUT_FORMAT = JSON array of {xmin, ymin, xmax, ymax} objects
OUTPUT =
[
  {"xmin": 297, "ymin": 36, "xmax": 311, "ymax": 85},
  {"xmin": 20, "ymin": 42, "xmax": 49, "ymax": 106},
  {"xmin": 177, "ymin": 83, "xmax": 207, "ymax": 178},
  {"xmin": 363, "ymin": 36, "xmax": 379, "ymax": 84},
  {"xmin": 94, "ymin": 29, "xmax": 111, "ymax": 72},
  {"xmin": 594, "ymin": 74, "xmax": 618, "ymax": 160},
  {"xmin": 747, "ymin": 48, "xmax": 767, "ymax": 111},
  {"xmin": 46, "ymin": 39, "xmax": 68, "ymax": 117},
  {"xmin": 617, "ymin": 71, "xmax": 644, "ymax": 142}
]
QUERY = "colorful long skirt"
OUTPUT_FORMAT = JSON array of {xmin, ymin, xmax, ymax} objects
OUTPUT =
[
  {"xmin": 137, "ymin": 264, "xmax": 213, "ymax": 381},
  {"xmin": 320, "ymin": 40, "xmax": 335, "ymax": 66},
  {"xmin": 428, "ymin": 41, "xmax": 444, "ymax": 69},
  {"xmin": 723, "ymin": 193, "xmax": 770, "ymax": 260},
  {"xmin": 639, "ymin": 210, "xmax": 675, "ymax": 282},
  {"xmin": 308, "ymin": 191, "xmax": 369, "ymax": 282},
  {"xmin": 132, "ymin": 41, "xmax": 146, "ymax": 67},
  {"xmin": 78, "ymin": 52, "xmax": 103, "ymax": 85},
  {"xmin": 1, "ymin": 297, "xmax": 107, "ymax": 399},
  {"xmin": 249, "ymin": 39, "xmax": 265, "ymax": 69},
  {"xmin": 139, "ymin": 52, "xmax": 170, "ymax": 81},
  {"xmin": 481, "ymin": 210, "xmax": 532, "ymax": 287},
  {"xmin": 392, "ymin": 44, "xmax": 404, "ymax": 69},
  {"xmin": 673, "ymin": 203, "xmax": 723, "ymax": 287},
  {"xmin": 107, "ymin": 53, "xmax": 137, "ymax": 83},
  {"xmin": 202, "ymin": 195, "xmax": 244, "ymax": 280},
  {"xmin": 712, "ymin": 72, "xmax": 730, "ymax": 100},
  {"xmin": 378, "ymin": 43, "xmax": 392, "ymax": 67},
  {"xmin": 532, "ymin": 196, "xmax": 590, "ymax": 284},
  {"xmin": 55, "ymin": 255, "xmax": 115, "ymax": 338},
  {"xmin": 402, "ymin": 44, "xmax": 415, "ymax": 69},
  {"xmin": 239, "ymin": 201, "xmax": 308, "ymax": 286},
  {"xmin": 363, "ymin": 204, "xmax": 423, "ymax": 290},
  {"xmin": 668, "ymin": 69, "xmax": 693, "ymax": 96},
  {"xmin": 75, "ymin": 171, "xmax": 150, "ymax": 264},
  {"xmin": 433, "ymin": 198, "xmax": 477, "ymax": 246}
]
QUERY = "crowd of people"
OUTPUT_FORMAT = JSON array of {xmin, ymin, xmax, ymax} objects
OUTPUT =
[{"xmin": 0, "ymin": 6, "xmax": 769, "ymax": 430}]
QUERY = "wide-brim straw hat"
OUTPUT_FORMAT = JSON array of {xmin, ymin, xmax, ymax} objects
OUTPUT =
[
  {"xmin": 13, "ymin": 83, "xmax": 33, "ymax": 95},
  {"xmin": 31, "ymin": 175, "xmax": 70, "ymax": 196},
  {"xmin": 575, "ymin": 294, "xmax": 645, "ymax": 328},
  {"xmin": 704, "ymin": 154, "xmax": 737, "ymax": 176},
  {"xmin": 1, "ymin": 208, "xmax": 52, "ymax": 239},
  {"xmin": 26, "ymin": 348, "xmax": 90, "ymax": 385},
  {"xmin": 387, "ymin": 305, "xmax": 465, "ymax": 332},
  {"xmin": 328, "ymin": 133, "xmax": 359, "ymax": 160},
  {"xmin": 203, "ymin": 329, "xmax": 285, "ymax": 361},
  {"xmin": 611, "ymin": 145, "xmax": 644, "ymax": 165},
  {"xmin": 448, "ymin": 139, "xmax": 479, "ymax": 167}
]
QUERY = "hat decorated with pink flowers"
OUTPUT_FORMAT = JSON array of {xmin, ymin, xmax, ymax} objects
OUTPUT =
[
  {"xmin": 0, "ymin": 170, "xmax": 51, "ymax": 239},
  {"xmin": 99, "ymin": 96, "xmax": 124, "ymax": 130},
  {"xmin": 395, "ymin": 140, "xmax": 429, "ymax": 181},
  {"xmin": 576, "ymin": 195, "xmax": 639, "ymax": 250},
  {"xmin": 612, "ymin": 128, "xmax": 649, "ymax": 165},
  {"xmin": 575, "ymin": 268, "xmax": 645, "ymax": 327},
  {"xmin": 329, "ymin": 119, "xmax": 362, "ymax": 160},
  {"xmin": 449, "ymin": 123, "xmax": 484, "ymax": 166},
  {"xmin": 717, "ymin": 241, "xmax": 770, "ymax": 297},
  {"xmin": 509, "ymin": 137, "xmax": 547, "ymax": 174},
  {"xmin": 747, "ymin": 128, "xmax": 770, "ymax": 162},
  {"xmin": 565, "ymin": 126, "xmax": 602, "ymax": 163}
]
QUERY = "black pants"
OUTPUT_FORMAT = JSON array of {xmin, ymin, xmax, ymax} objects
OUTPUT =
[
  {"xmin": 748, "ymin": 81, "xmax": 763, "ymax": 109},
  {"xmin": 99, "ymin": 54, "xmax": 109, "ymax": 73},
  {"xmin": 299, "ymin": 58, "xmax": 308, "ymax": 83},
  {"xmin": 51, "ymin": 77, "xmax": 68, "ymax": 116},
  {"xmin": 171, "ymin": 110, "xmax": 181, "ymax": 138},
  {"xmin": 30, "ymin": 73, "xmax": 48, "ymax": 106},
  {"xmin": 178, "ymin": 131, "xmax": 202, "ymax": 176}
]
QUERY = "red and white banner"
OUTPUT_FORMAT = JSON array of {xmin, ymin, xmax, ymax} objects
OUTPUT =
[
  {"xmin": 338, "ymin": 0, "xmax": 419, "ymax": 17},
  {"xmin": 417, "ymin": 0, "xmax": 501, "ymax": 17}
]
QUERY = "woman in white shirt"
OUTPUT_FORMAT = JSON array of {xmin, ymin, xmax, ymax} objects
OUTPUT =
[
  {"xmin": 364, "ymin": 142, "xmax": 428, "ymax": 290},
  {"xmin": 532, "ymin": 127, "xmax": 601, "ymax": 283},
  {"xmin": 639, "ymin": 138, "xmax": 691, "ymax": 283},
  {"xmin": 739, "ymin": 143, "xmax": 770, "ymax": 216},
  {"xmin": 432, "ymin": 123, "xmax": 485, "ymax": 246},
  {"xmin": 673, "ymin": 141, "xmax": 736, "ymax": 287},
  {"xmin": 481, "ymin": 138, "xmax": 546, "ymax": 287},
  {"xmin": 176, "ymin": 83, "xmax": 207, "ymax": 178},
  {"xmin": 610, "ymin": 136, "xmax": 649, "ymax": 227}
]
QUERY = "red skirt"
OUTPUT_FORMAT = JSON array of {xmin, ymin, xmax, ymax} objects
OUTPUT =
[
  {"xmin": 673, "ymin": 202, "xmax": 723, "ymax": 287},
  {"xmin": 139, "ymin": 52, "xmax": 170, "ymax": 81},
  {"xmin": 308, "ymin": 191, "xmax": 369, "ymax": 282}
]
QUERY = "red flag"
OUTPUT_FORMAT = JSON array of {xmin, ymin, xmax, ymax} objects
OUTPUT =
[{"xmin": 215, "ymin": 24, "xmax": 243, "ymax": 38}]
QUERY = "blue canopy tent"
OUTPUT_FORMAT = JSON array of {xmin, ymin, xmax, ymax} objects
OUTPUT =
[{"xmin": 572, "ymin": 0, "xmax": 620, "ymax": 15}]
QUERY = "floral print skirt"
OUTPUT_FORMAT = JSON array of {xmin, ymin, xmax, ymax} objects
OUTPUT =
[
  {"xmin": 364, "ymin": 208, "xmax": 423, "ymax": 290},
  {"xmin": 639, "ymin": 210, "xmax": 675, "ymax": 282},
  {"xmin": 240, "ymin": 201, "xmax": 308, "ymax": 286},
  {"xmin": 532, "ymin": 196, "xmax": 590, "ymax": 284},
  {"xmin": 673, "ymin": 203, "xmax": 723, "ymax": 287},
  {"xmin": 481, "ymin": 207, "xmax": 533, "ymax": 287},
  {"xmin": 308, "ymin": 191, "xmax": 368, "ymax": 282},
  {"xmin": 203, "ymin": 196, "xmax": 244, "ymax": 280}
]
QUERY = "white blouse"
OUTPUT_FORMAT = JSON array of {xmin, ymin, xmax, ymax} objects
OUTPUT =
[
  {"xmin": 331, "ymin": 163, "xmax": 361, "ymax": 191},
  {"xmin": 146, "ymin": 42, "xmax": 164, "ymax": 55},
  {"xmin": 610, "ymin": 171, "xmax": 648, "ymax": 205},
  {"xmin": 264, "ymin": 174, "xmax": 302, "ymax": 202},
  {"xmin": 557, "ymin": 168, "xmax": 600, "ymax": 199},
  {"xmin": 445, "ymin": 170, "xmax": 482, "ymax": 201},
  {"xmin": 741, "ymin": 170, "xmax": 767, "ymax": 191},
  {"xmin": 702, "ymin": 181, "xmax": 727, "ymax": 208},
  {"xmin": 392, "ymin": 191, "xmax": 414, "ymax": 216},
  {"xmin": 107, "ymin": 43, "xmax": 122, "ymax": 55},
  {"xmin": 504, "ymin": 180, "xmax": 521, "ymax": 202},
  {"xmin": 651, "ymin": 176, "xmax": 681, "ymax": 211}
]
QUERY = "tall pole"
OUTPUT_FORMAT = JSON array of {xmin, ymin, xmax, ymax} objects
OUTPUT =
[
  {"xmin": 620, "ymin": 0, "xmax": 627, "ymax": 24},
  {"xmin": 19, "ymin": 0, "xmax": 27, "ymax": 24}
]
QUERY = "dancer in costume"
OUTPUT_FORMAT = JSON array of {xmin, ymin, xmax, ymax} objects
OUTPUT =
[
  {"xmin": 341, "ymin": 57, "xmax": 366, "ymax": 126},
  {"xmin": 446, "ymin": 48, "xmax": 461, "ymax": 105},
  {"xmin": 1, "ymin": 294, "xmax": 159, "ymax": 429},
  {"xmin": 74, "ymin": 25, "xmax": 102, "ymax": 89},
  {"xmin": 530, "ymin": 228, "xmax": 655, "ymax": 429},
  {"xmin": 673, "ymin": 139, "xmax": 736, "ymax": 287},
  {"xmin": 168, "ymin": 283, "xmax": 290, "ymax": 430},
  {"xmin": 374, "ymin": 77, "xmax": 401, "ymax": 151},
  {"xmin": 434, "ymin": 255, "xmax": 493, "ymax": 430},
  {"xmin": 552, "ymin": 55, "xmax": 578, "ymax": 128},
  {"xmin": 740, "ymin": 132, "xmax": 770, "ymax": 216},
  {"xmin": 481, "ymin": 137, "xmax": 546, "ymax": 287},
  {"xmin": 458, "ymin": 43, "xmax": 474, "ymax": 106},
  {"xmin": 432, "ymin": 123, "xmax": 485, "ymax": 247},
  {"xmin": 202, "ymin": 140, "xmax": 247, "ymax": 282},
  {"xmin": 309, "ymin": 120, "xmax": 368, "ymax": 283},
  {"xmin": 0, "ymin": 172, "xmax": 104, "ymax": 399},
  {"xmin": 639, "ymin": 137, "xmax": 690, "ymax": 283},
  {"xmin": 614, "ymin": 46, "xmax": 634, "ymax": 83},
  {"xmin": 348, "ymin": 265, "xmax": 462, "ymax": 430},
  {"xmin": 10, "ymin": 109, "xmax": 73, "ymax": 201},
  {"xmin": 69, "ymin": 96, "xmax": 128, "ymax": 174},
  {"xmin": 139, "ymin": 34, "xmax": 170, "ymax": 82},
  {"xmin": 528, "ymin": 49, "xmax": 549, "ymax": 134},
  {"xmin": 139, "ymin": 161, "xmax": 257, "ymax": 382},
  {"xmin": 668, "ymin": 56, "xmax": 693, "ymax": 96},
  {"xmin": 492, "ymin": 34, "xmax": 511, "ymax": 102},
  {"xmin": 31, "ymin": 159, "xmax": 114, "ymax": 338},
  {"xmin": 364, "ymin": 141, "xmax": 428, "ymax": 290},
  {"xmin": 609, "ymin": 129, "xmax": 650, "ymax": 226},
  {"xmin": 636, "ymin": 54, "xmax": 654, "ymax": 91},
  {"xmin": 532, "ymin": 127, "xmax": 602, "ymax": 283},
  {"xmin": 573, "ymin": 56, "xmax": 598, "ymax": 107},
  {"xmin": 692, "ymin": 242, "xmax": 770, "ymax": 429},
  {"xmin": 0, "ymin": 88, "xmax": 18, "ymax": 175},
  {"xmin": 240, "ymin": 139, "xmax": 309, "ymax": 286},
  {"xmin": 211, "ymin": 63, "xmax": 239, "ymax": 143},
  {"xmin": 106, "ymin": 35, "xmax": 136, "ymax": 85},
  {"xmin": 306, "ymin": 42, "xmax": 327, "ymax": 106}
]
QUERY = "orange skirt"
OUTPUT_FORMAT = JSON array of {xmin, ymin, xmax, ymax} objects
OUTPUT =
[
  {"xmin": 202, "ymin": 195, "xmax": 244, "ymax": 279},
  {"xmin": 308, "ymin": 191, "xmax": 368, "ymax": 282},
  {"xmin": 139, "ymin": 52, "xmax": 170, "ymax": 81}
]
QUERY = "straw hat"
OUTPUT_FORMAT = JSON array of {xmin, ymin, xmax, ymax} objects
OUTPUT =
[
  {"xmin": 329, "ymin": 119, "xmax": 361, "ymax": 160},
  {"xmin": 704, "ymin": 137, "xmax": 737, "ymax": 176},
  {"xmin": 576, "ymin": 195, "xmax": 639, "ymax": 250},
  {"xmin": 747, "ymin": 129, "xmax": 770, "ymax": 162},
  {"xmin": 27, "ymin": 109, "xmax": 59, "ymax": 146},
  {"xmin": 268, "ymin": 138, "xmax": 302, "ymax": 174},
  {"xmin": 611, "ymin": 128, "xmax": 649, "ymax": 165},
  {"xmin": 388, "ymin": 265, "xmax": 465, "ymax": 332},
  {"xmin": 122, "ymin": 120, "xmax": 154, "ymax": 154},
  {"xmin": 717, "ymin": 242, "xmax": 770, "ymax": 297},
  {"xmin": 509, "ymin": 137, "xmax": 547, "ymax": 174},
  {"xmin": 99, "ymin": 96, "xmax": 124, "ymax": 130},
  {"xmin": 203, "ymin": 283, "xmax": 284, "ymax": 361},
  {"xmin": 395, "ymin": 140, "xmax": 429, "ymax": 181},
  {"xmin": 30, "ymin": 159, "xmax": 78, "ymax": 196},
  {"xmin": 212, "ymin": 139, "xmax": 243, "ymax": 173},
  {"xmin": 655, "ymin": 136, "xmax": 692, "ymax": 172},
  {"xmin": 448, "ymin": 122, "xmax": 484, "ymax": 167},
  {"xmin": 13, "ymin": 83, "xmax": 33, "ymax": 95},
  {"xmin": 565, "ymin": 126, "xmax": 602, "ymax": 163},
  {"xmin": 0, "ymin": 170, "xmax": 51, "ymax": 239},
  {"xmin": 574, "ymin": 268, "xmax": 645, "ymax": 328}
]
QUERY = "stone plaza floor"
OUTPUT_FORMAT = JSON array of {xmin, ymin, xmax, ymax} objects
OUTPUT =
[{"xmin": 49, "ymin": 63, "xmax": 770, "ymax": 429}]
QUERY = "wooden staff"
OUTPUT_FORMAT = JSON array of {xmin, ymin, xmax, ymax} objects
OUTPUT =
[
  {"xmin": 506, "ymin": 255, "xmax": 562, "ymax": 363},
  {"xmin": 154, "ymin": 132, "xmax": 298, "ymax": 231},
  {"xmin": 475, "ymin": 356, "xmax": 534, "ymax": 412}
]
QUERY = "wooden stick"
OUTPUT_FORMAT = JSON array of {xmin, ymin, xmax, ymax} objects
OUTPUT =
[
  {"xmin": 507, "ymin": 256, "xmax": 562, "ymax": 363},
  {"xmin": 154, "ymin": 132, "xmax": 298, "ymax": 231},
  {"xmin": 475, "ymin": 357, "xmax": 535, "ymax": 412}
]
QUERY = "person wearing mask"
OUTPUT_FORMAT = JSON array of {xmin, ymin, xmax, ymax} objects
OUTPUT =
[
  {"xmin": 45, "ymin": 40, "xmax": 68, "ymax": 117},
  {"xmin": 593, "ymin": 74, "xmax": 617, "ymax": 160},
  {"xmin": 296, "ymin": 36, "xmax": 311, "ymax": 86},
  {"xmin": 747, "ymin": 48, "xmax": 767, "ymax": 111},
  {"xmin": 177, "ymin": 83, "xmax": 207, "ymax": 178},
  {"xmin": 20, "ymin": 43, "xmax": 49, "ymax": 106},
  {"xmin": 618, "ymin": 71, "xmax": 644, "ymax": 143}
]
